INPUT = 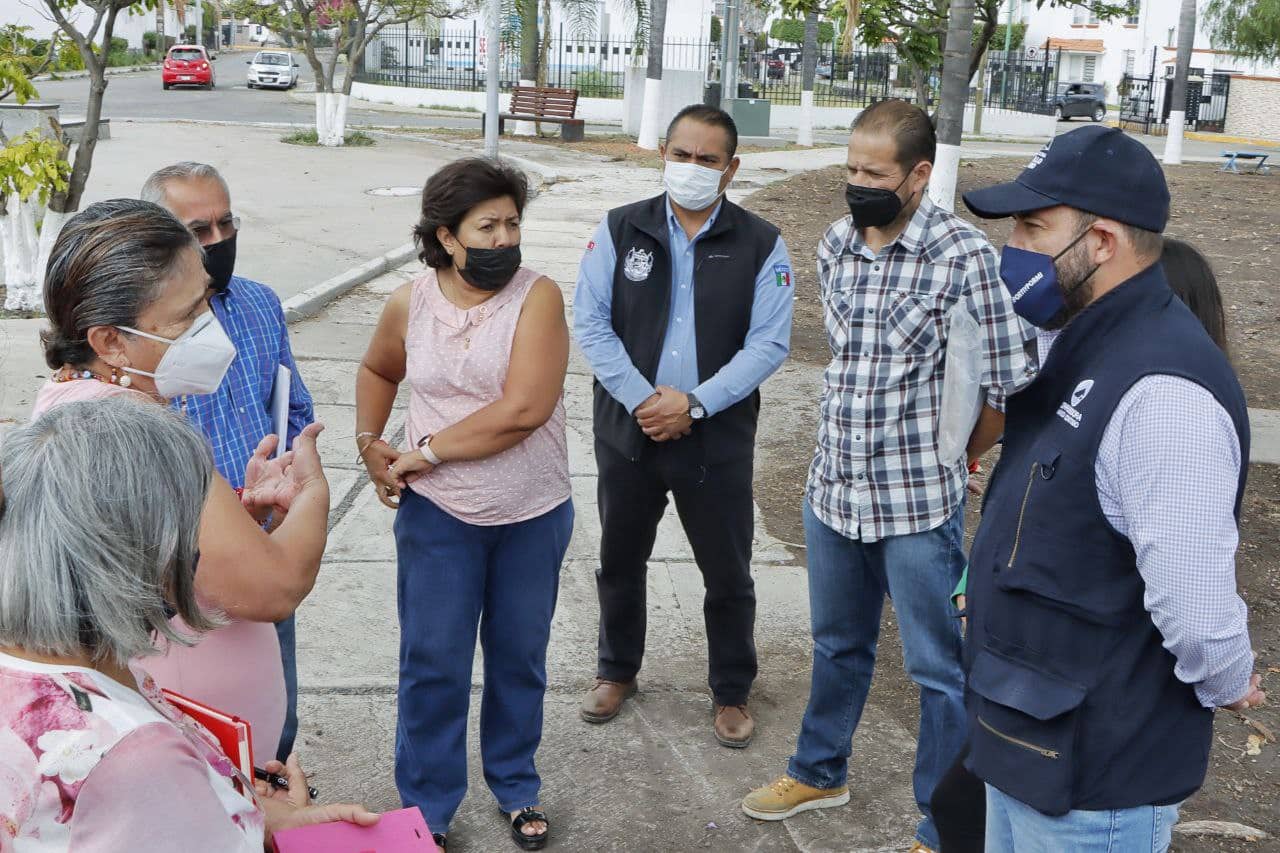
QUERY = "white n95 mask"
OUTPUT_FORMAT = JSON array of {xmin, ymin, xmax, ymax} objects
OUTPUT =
[
  {"xmin": 663, "ymin": 161, "xmax": 727, "ymax": 211},
  {"xmin": 119, "ymin": 311, "xmax": 237, "ymax": 398}
]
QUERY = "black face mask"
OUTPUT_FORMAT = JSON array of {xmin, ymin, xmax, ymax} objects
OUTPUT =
[
  {"xmin": 203, "ymin": 234, "xmax": 237, "ymax": 293},
  {"xmin": 457, "ymin": 244, "xmax": 522, "ymax": 291},
  {"xmin": 845, "ymin": 174, "xmax": 913, "ymax": 230}
]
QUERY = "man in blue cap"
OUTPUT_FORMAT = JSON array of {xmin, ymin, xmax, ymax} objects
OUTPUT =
[{"xmin": 960, "ymin": 125, "xmax": 1266, "ymax": 851}]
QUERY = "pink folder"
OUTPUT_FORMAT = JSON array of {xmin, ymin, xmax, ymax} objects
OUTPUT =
[{"xmin": 272, "ymin": 806, "xmax": 439, "ymax": 852}]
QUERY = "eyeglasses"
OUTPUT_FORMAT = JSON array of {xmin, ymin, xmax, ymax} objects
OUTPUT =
[{"xmin": 191, "ymin": 214, "xmax": 241, "ymax": 245}]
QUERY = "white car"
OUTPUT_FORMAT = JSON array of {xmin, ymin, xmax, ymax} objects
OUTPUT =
[{"xmin": 246, "ymin": 51, "xmax": 299, "ymax": 90}]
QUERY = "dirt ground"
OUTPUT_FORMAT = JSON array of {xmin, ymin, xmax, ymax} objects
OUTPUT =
[
  {"xmin": 409, "ymin": 128, "xmax": 837, "ymax": 168},
  {"xmin": 744, "ymin": 158, "xmax": 1280, "ymax": 849}
]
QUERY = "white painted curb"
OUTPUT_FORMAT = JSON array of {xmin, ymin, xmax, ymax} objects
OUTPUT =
[{"xmin": 282, "ymin": 242, "xmax": 416, "ymax": 323}]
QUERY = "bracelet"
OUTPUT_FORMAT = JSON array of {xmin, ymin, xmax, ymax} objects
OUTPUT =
[
  {"xmin": 356, "ymin": 436, "xmax": 383, "ymax": 456},
  {"xmin": 417, "ymin": 433, "xmax": 443, "ymax": 465}
]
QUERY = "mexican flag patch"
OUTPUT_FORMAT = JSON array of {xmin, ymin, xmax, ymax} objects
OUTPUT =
[{"xmin": 774, "ymin": 264, "xmax": 792, "ymax": 287}]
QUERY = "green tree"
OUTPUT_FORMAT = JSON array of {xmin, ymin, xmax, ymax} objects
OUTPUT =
[
  {"xmin": 1205, "ymin": 0, "xmax": 1280, "ymax": 62},
  {"xmin": 770, "ymin": 17, "xmax": 834, "ymax": 45},
  {"xmin": 0, "ymin": 25, "xmax": 59, "ymax": 103},
  {"xmin": 711, "ymin": 15, "xmax": 721, "ymax": 44}
]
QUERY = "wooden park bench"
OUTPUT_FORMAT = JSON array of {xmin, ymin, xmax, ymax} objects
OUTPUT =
[
  {"xmin": 481, "ymin": 86, "xmax": 585, "ymax": 142},
  {"xmin": 1220, "ymin": 151, "xmax": 1272, "ymax": 174}
]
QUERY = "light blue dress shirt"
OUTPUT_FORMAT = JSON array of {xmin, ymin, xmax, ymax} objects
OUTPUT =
[{"xmin": 574, "ymin": 198, "xmax": 794, "ymax": 417}]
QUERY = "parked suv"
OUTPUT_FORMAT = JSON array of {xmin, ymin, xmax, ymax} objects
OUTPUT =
[
  {"xmin": 162, "ymin": 45, "xmax": 215, "ymax": 90},
  {"xmin": 1054, "ymin": 81, "xmax": 1107, "ymax": 121},
  {"xmin": 247, "ymin": 51, "xmax": 299, "ymax": 89}
]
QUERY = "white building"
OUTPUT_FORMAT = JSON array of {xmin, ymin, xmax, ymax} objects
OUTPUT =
[
  {"xmin": 1021, "ymin": 0, "xmax": 1280, "ymax": 99},
  {"xmin": 10, "ymin": 0, "xmax": 187, "ymax": 52}
]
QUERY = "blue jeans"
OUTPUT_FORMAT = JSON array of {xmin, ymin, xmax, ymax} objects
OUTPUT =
[
  {"xmin": 274, "ymin": 614, "xmax": 298, "ymax": 762},
  {"xmin": 788, "ymin": 501, "xmax": 967, "ymax": 850},
  {"xmin": 985, "ymin": 785, "xmax": 1178, "ymax": 852},
  {"xmin": 393, "ymin": 491, "xmax": 573, "ymax": 834}
]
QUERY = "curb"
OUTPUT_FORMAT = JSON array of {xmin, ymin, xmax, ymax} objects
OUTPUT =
[
  {"xmin": 282, "ymin": 242, "xmax": 416, "ymax": 323},
  {"xmin": 33, "ymin": 64, "xmax": 160, "ymax": 83},
  {"xmin": 1185, "ymin": 131, "xmax": 1279, "ymax": 150}
]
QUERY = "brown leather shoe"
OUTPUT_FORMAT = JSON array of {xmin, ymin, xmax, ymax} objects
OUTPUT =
[
  {"xmin": 579, "ymin": 677, "xmax": 637, "ymax": 723},
  {"xmin": 714, "ymin": 703, "xmax": 754, "ymax": 748}
]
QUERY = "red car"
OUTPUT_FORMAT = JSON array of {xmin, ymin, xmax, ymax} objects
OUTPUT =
[{"xmin": 162, "ymin": 45, "xmax": 215, "ymax": 90}]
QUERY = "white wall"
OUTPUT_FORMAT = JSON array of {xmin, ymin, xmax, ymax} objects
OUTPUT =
[
  {"xmin": 10, "ymin": 0, "xmax": 183, "ymax": 50},
  {"xmin": 352, "ymin": 80, "xmax": 628, "ymax": 123},
  {"xmin": 1023, "ymin": 0, "xmax": 1280, "ymax": 99}
]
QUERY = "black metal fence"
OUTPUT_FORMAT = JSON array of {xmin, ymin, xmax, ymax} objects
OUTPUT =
[
  {"xmin": 357, "ymin": 25, "xmax": 1060, "ymax": 116},
  {"xmin": 1117, "ymin": 47, "xmax": 1234, "ymax": 135},
  {"xmin": 1119, "ymin": 68, "xmax": 1232, "ymax": 135},
  {"xmin": 357, "ymin": 25, "xmax": 709, "ymax": 99}
]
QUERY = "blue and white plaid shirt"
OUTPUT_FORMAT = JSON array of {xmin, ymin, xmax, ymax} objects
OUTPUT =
[
  {"xmin": 172, "ymin": 276, "xmax": 314, "ymax": 489},
  {"xmin": 807, "ymin": 196, "xmax": 1034, "ymax": 543}
]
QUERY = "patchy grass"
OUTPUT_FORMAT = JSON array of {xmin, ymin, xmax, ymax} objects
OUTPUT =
[
  {"xmin": 281, "ymin": 129, "xmax": 376, "ymax": 147},
  {"xmin": 412, "ymin": 128, "xmax": 836, "ymax": 167}
]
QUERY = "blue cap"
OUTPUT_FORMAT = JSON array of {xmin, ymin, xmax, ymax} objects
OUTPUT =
[{"xmin": 962, "ymin": 125, "xmax": 1170, "ymax": 233}]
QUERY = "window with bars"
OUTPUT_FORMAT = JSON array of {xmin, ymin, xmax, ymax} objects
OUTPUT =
[
  {"xmin": 1073, "ymin": 5, "xmax": 1088, "ymax": 24},
  {"xmin": 1124, "ymin": 50, "xmax": 1135, "ymax": 76},
  {"xmin": 1083, "ymin": 55, "xmax": 1097, "ymax": 80},
  {"xmin": 1127, "ymin": 1, "xmax": 1140, "ymax": 25}
]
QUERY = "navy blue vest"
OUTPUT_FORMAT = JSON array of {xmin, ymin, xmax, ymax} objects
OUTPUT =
[
  {"xmin": 964, "ymin": 263, "xmax": 1249, "ymax": 815},
  {"xmin": 593, "ymin": 194, "xmax": 780, "ymax": 464}
]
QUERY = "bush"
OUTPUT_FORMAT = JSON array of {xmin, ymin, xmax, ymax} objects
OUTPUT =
[
  {"xmin": 314, "ymin": 31, "xmax": 334, "ymax": 47},
  {"xmin": 56, "ymin": 41, "xmax": 84, "ymax": 71},
  {"xmin": 109, "ymin": 36, "xmax": 128, "ymax": 54},
  {"xmin": 282, "ymin": 129, "xmax": 375, "ymax": 146},
  {"xmin": 571, "ymin": 70, "xmax": 615, "ymax": 98},
  {"xmin": 143, "ymin": 31, "xmax": 159, "ymax": 52}
]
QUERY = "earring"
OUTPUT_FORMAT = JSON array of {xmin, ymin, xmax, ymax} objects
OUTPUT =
[{"xmin": 112, "ymin": 366, "xmax": 132, "ymax": 388}]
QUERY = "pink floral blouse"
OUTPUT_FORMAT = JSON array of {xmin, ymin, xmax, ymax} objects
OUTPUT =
[{"xmin": 0, "ymin": 652, "xmax": 264, "ymax": 852}]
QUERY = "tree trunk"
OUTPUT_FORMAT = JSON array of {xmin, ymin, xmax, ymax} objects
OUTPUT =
[
  {"xmin": 1163, "ymin": 0, "xmax": 1196, "ymax": 165},
  {"xmin": 913, "ymin": 66, "xmax": 931, "ymax": 110},
  {"xmin": 515, "ymin": 0, "xmax": 539, "ymax": 136},
  {"xmin": 1, "ymin": 196, "xmax": 42, "ymax": 311},
  {"xmin": 636, "ymin": 0, "xmax": 667, "ymax": 150},
  {"xmin": 797, "ymin": 9, "xmax": 818, "ymax": 147},
  {"xmin": 931, "ymin": 0, "xmax": 975, "ymax": 211}
]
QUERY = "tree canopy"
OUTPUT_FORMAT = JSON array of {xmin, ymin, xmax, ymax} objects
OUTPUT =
[{"xmin": 1205, "ymin": 0, "xmax": 1280, "ymax": 62}]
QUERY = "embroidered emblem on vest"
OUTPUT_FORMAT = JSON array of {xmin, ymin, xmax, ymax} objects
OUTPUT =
[
  {"xmin": 1057, "ymin": 379, "xmax": 1094, "ymax": 429},
  {"xmin": 623, "ymin": 247, "xmax": 654, "ymax": 282}
]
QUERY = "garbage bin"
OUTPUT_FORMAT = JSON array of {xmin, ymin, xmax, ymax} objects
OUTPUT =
[
  {"xmin": 737, "ymin": 83, "xmax": 760, "ymax": 99},
  {"xmin": 723, "ymin": 97, "xmax": 771, "ymax": 137},
  {"xmin": 704, "ymin": 82, "xmax": 722, "ymax": 108}
]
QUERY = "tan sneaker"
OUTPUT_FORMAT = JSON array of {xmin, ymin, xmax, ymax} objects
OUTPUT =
[
  {"xmin": 741, "ymin": 775, "xmax": 850, "ymax": 821},
  {"xmin": 908, "ymin": 844, "xmax": 936, "ymax": 853}
]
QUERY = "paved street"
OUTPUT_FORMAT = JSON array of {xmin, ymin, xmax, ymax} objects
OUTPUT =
[{"xmin": 30, "ymin": 63, "xmax": 621, "ymax": 134}]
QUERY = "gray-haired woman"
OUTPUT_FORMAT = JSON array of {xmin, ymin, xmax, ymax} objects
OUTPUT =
[
  {"xmin": 32, "ymin": 198, "xmax": 328, "ymax": 755},
  {"xmin": 0, "ymin": 398, "xmax": 377, "ymax": 850}
]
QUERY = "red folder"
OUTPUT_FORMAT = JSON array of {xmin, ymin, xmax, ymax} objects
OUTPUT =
[{"xmin": 160, "ymin": 688, "xmax": 255, "ymax": 780}]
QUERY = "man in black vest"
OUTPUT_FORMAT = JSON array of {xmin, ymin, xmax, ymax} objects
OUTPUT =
[
  {"xmin": 573, "ymin": 105, "xmax": 794, "ymax": 747},
  {"xmin": 960, "ymin": 125, "xmax": 1265, "ymax": 850}
]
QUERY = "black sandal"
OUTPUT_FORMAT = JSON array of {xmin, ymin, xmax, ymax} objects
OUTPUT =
[
  {"xmin": 431, "ymin": 832, "xmax": 447, "ymax": 851},
  {"xmin": 506, "ymin": 806, "xmax": 549, "ymax": 851}
]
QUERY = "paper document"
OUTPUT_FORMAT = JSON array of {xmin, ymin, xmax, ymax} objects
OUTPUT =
[{"xmin": 270, "ymin": 365, "xmax": 291, "ymax": 459}]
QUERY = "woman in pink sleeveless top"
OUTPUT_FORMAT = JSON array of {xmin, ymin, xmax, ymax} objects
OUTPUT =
[
  {"xmin": 355, "ymin": 158, "xmax": 571, "ymax": 852},
  {"xmin": 32, "ymin": 199, "xmax": 331, "ymax": 759}
]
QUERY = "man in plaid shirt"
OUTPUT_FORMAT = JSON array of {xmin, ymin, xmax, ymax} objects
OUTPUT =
[
  {"xmin": 742, "ymin": 101, "xmax": 1031, "ymax": 852},
  {"xmin": 142, "ymin": 163, "xmax": 315, "ymax": 764}
]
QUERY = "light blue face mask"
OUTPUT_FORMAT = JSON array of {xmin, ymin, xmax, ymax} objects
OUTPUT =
[{"xmin": 998, "ymin": 228, "xmax": 1097, "ymax": 329}]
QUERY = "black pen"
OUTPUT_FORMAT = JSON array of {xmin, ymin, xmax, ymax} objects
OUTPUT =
[{"xmin": 254, "ymin": 766, "xmax": 319, "ymax": 800}]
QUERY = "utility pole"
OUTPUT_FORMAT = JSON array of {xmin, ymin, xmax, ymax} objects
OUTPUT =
[
  {"xmin": 195, "ymin": 0, "xmax": 202, "ymax": 47},
  {"xmin": 999, "ymin": 0, "xmax": 1014, "ymax": 103},
  {"xmin": 722, "ymin": 0, "xmax": 739, "ymax": 102},
  {"xmin": 484, "ymin": 0, "xmax": 501, "ymax": 158}
]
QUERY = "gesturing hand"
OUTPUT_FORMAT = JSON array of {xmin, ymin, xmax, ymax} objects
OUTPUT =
[
  {"xmin": 636, "ymin": 386, "xmax": 693, "ymax": 442},
  {"xmin": 360, "ymin": 439, "xmax": 403, "ymax": 510},
  {"xmin": 242, "ymin": 423, "xmax": 327, "ymax": 518}
]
